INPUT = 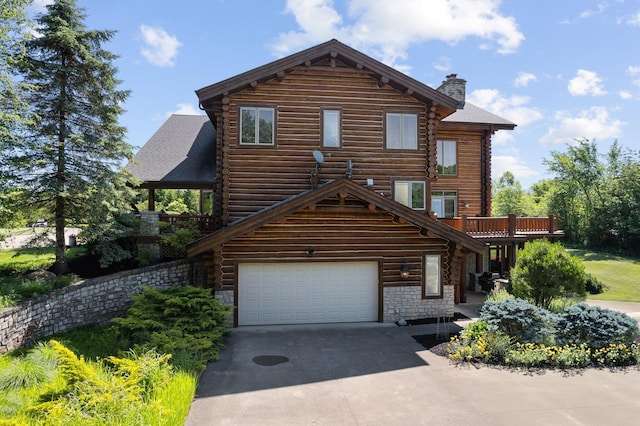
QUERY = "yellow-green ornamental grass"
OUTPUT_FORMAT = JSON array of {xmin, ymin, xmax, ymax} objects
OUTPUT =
[{"xmin": 0, "ymin": 340, "xmax": 197, "ymax": 425}]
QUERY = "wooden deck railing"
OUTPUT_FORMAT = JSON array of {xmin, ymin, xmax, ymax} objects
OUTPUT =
[
  {"xmin": 158, "ymin": 214, "xmax": 215, "ymax": 234},
  {"xmin": 158, "ymin": 213, "xmax": 560, "ymax": 240},
  {"xmin": 440, "ymin": 214, "xmax": 560, "ymax": 238}
]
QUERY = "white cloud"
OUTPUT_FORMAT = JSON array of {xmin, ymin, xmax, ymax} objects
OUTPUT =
[
  {"xmin": 468, "ymin": 88, "xmax": 543, "ymax": 126},
  {"xmin": 139, "ymin": 25, "xmax": 181, "ymax": 67},
  {"xmin": 167, "ymin": 103, "xmax": 202, "ymax": 117},
  {"xmin": 273, "ymin": 0, "xmax": 524, "ymax": 67},
  {"xmin": 628, "ymin": 65, "xmax": 640, "ymax": 86},
  {"xmin": 628, "ymin": 11, "xmax": 640, "ymax": 26},
  {"xmin": 578, "ymin": 2, "xmax": 609, "ymax": 19},
  {"xmin": 491, "ymin": 154, "xmax": 540, "ymax": 182},
  {"xmin": 514, "ymin": 72, "xmax": 537, "ymax": 87},
  {"xmin": 619, "ymin": 90, "xmax": 633, "ymax": 100},
  {"xmin": 491, "ymin": 131, "xmax": 513, "ymax": 146},
  {"xmin": 539, "ymin": 107, "xmax": 625, "ymax": 145},
  {"xmin": 567, "ymin": 69, "xmax": 606, "ymax": 96},
  {"xmin": 433, "ymin": 56, "xmax": 451, "ymax": 72}
]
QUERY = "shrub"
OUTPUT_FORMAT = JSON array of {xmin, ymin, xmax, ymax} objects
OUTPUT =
[
  {"xmin": 486, "ymin": 288, "xmax": 513, "ymax": 303},
  {"xmin": 479, "ymin": 298, "xmax": 558, "ymax": 345},
  {"xmin": 556, "ymin": 303, "xmax": 639, "ymax": 348},
  {"xmin": 585, "ymin": 273, "xmax": 605, "ymax": 294},
  {"xmin": 29, "ymin": 340, "xmax": 176, "ymax": 425},
  {"xmin": 593, "ymin": 344, "xmax": 640, "ymax": 367},
  {"xmin": 505, "ymin": 343, "xmax": 593, "ymax": 368},
  {"xmin": 448, "ymin": 321, "xmax": 512, "ymax": 364},
  {"xmin": 510, "ymin": 239, "xmax": 587, "ymax": 309},
  {"xmin": 113, "ymin": 285, "xmax": 230, "ymax": 371}
]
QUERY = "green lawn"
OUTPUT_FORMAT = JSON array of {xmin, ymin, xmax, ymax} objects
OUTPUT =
[{"xmin": 569, "ymin": 249, "xmax": 640, "ymax": 302}]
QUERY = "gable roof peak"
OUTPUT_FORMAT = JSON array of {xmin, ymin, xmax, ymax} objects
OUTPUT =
[{"xmin": 195, "ymin": 39, "xmax": 458, "ymax": 115}]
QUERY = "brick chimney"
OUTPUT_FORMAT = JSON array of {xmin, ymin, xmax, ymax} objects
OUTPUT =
[{"xmin": 436, "ymin": 74, "xmax": 466, "ymax": 109}]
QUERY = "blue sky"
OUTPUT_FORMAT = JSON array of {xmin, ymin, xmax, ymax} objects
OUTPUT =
[{"xmin": 31, "ymin": 0, "xmax": 640, "ymax": 189}]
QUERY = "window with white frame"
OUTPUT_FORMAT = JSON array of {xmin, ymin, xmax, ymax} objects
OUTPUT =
[
  {"xmin": 437, "ymin": 140, "xmax": 457, "ymax": 175},
  {"xmin": 322, "ymin": 109, "xmax": 341, "ymax": 147},
  {"xmin": 240, "ymin": 106, "xmax": 274, "ymax": 145},
  {"xmin": 394, "ymin": 181, "xmax": 425, "ymax": 210},
  {"xmin": 424, "ymin": 254, "xmax": 441, "ymax": 297},
  {"xmin": 386, "ymin": 113, "xmax": 417, "ymax": 149},
  {"xmin": 431, "ymin": 190, "xmax": 457, "ymax": 218}
]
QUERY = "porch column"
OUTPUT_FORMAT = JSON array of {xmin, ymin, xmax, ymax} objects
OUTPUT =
[
  {"xmin": 138, "ymin": 210, "xmax": 160, "ymax": 264},
  {"xmin": 148, "ymin": 188, "xmax": 155, "ymax": 211}
]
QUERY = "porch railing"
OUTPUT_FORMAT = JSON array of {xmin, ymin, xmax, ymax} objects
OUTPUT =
[
  {"xmin": 158, "ymin": 214, "xmax": 215, "ymax": 234},
  {"xmin": 440, "ymin": 214, "xmax": 560, "ymax": 238}
]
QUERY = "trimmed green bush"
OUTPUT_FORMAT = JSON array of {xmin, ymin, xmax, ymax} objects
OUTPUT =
[
  {"xmin": 510, "ymin": 239, "xmax": 587, "ymax": 309},
  {"xmin": 113, "ymin": 285, "xmax": 230, "ymax": 371},
  {"xmin": 585, "ymin": 273, "xmax": 605, "ymax": 295}
]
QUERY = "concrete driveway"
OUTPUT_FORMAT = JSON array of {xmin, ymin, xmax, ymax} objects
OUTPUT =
[{"xmin": 186, "ymin": 316, "xmax": 640, "ymax": 426}]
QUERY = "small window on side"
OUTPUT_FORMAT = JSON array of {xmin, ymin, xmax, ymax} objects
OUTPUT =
[
  {"xmin": 424, "ymin": 254, "xmax": 442, "ymax": 298},
  {"xmin": 322, "ymin": 109, "xmax": 341, "ymax": 148}
]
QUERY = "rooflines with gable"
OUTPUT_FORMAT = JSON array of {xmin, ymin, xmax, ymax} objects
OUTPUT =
[
  {"xmin": 195, "ymin": 39, "xmax": 459, "ymax": 116},
  {"xmin": 187, "ymin": 178, "xmax": 486, "ymax": 257},
  {"xmin": 126, "ymin": 114, "xmax": 216, "ymax": 189}
]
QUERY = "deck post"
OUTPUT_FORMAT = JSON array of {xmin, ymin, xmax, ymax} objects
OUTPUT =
[
  {"xmin": 508, "ymin": 214, "xmax": 516, "ymax": 236},
  {"xmin": 548, "ymin": 214, "xmax": 556, "ymax": 234},
  {"xmin": 461, "ymin": 215, "xmax": 468, "ymax": 233}
]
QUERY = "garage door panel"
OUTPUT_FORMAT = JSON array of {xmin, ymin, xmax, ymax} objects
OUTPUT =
[{"xmin": 238, "ymin": 262, "xmax": 378, "ymax": 326}]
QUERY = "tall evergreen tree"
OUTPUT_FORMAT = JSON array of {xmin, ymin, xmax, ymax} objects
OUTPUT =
[{"xmin": 10, "ymin": 0, "xmax": 133, "ymax": 273}]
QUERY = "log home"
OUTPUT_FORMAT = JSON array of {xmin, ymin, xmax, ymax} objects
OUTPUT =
[{"xmin": 129, "ymin": 39, "xmax": 562, "ymax": 326}]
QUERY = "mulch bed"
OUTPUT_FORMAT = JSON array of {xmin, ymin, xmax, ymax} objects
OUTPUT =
[
  {"xmin": 411, "ymin": 333, "xmax": 458, "ymax": 356},
  {"xmin": 403, "ymin": 312, "xmax": 469, "ymax": 325},
  {"xmin": 406, "ymin": 313, "xmax": 469, "ymax": 357}
]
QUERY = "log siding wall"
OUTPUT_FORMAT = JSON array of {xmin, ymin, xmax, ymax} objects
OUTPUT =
[
  {"xmin": 217, "ymin": 202, "xmax": 451, "ymax": 290},
  {"xmin": 220, "ymin": 65, "xmax": 437, "ymax": 222}
]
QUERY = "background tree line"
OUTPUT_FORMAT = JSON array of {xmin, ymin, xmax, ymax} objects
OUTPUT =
[{"xmin": 493, "ymin": 139, "xmax": 640, "ymax": 255}]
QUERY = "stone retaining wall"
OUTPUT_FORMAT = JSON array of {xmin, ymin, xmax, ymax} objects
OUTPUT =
[{"xmin": 0, "ymin": 258, "xmax": 206, "ymax": 354}]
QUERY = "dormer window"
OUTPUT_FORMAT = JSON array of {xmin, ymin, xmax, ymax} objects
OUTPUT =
[
  {"xmin": 386, "ymin": 112, "xmax": 417, "ymax": 149},
  {"xmin": 240, "ymin": 106, "xmax": 275, "ymax": 145}
]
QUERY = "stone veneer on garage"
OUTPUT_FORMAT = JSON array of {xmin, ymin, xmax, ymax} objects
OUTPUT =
[
  {"xmin": 0, "ymin": 258, "xmax": 206, "ymax": 354},
  {"xmin": 215, "ymin": 286, "xmax": 454, "ymax": 325},
  {"xmin": 383, "ymin": 286, "xmax": 455, "ymax": 323}
]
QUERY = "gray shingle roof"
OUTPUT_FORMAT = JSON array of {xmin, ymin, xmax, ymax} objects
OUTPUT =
[
  {"xmin": 441, "ymin": 102, "xmax": 516, "ymax": 129},
  {"xmin": 127, "ymin": 114, "xmax": 216, "ymax": 188}
]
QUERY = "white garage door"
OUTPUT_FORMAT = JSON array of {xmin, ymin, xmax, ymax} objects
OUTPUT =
[{"xmin": 238, "ymin": 261, "xmax": 379, "ymax": 326}]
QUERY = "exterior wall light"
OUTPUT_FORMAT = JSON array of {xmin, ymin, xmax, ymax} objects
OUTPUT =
[{"xmin": 400, "ymin": 260, "xmax": 411, "ymax": 279}]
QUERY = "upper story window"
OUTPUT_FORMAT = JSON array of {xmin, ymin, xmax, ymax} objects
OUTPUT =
[
  {"xmin": 394, "ymin": 180, "xmax": 425, "ymax": 210},
  {"xmin": 437, "ymin": 140, "xmax": 457, "ymax": 175},
  {"xmin": 322, "ymin": 109, "xmax": 341, "ymax": 148},
  {"xmin": 431, "ymin": 190, "xmax": 457, "ymax": 218},
  {"xmin": 240, "ymin": 106, "xmax": 274, "ymax": 145},
  {"xmin": 386, "ymin": 113, "xmax": 417, "ymax": 149}
]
